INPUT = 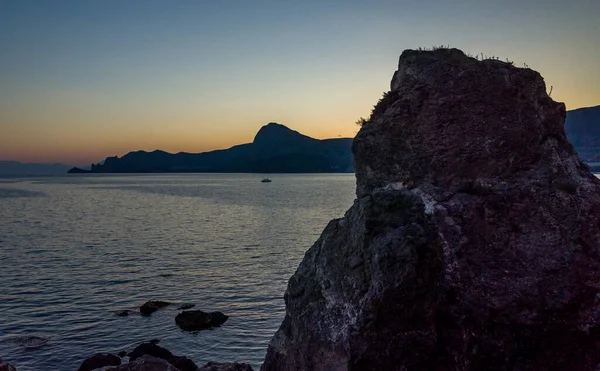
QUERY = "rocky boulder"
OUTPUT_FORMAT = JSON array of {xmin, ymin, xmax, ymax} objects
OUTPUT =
[
  {"xmin": 261, "ymin": 48, "xmax": 600, "ymax": 370},
  {"xmin": 175, "ymin": 310, "xmax": 228, "ymax": 331},
  {"xmin": 77, "ymin": 353, "xmax": 121, "ymax": 371}
]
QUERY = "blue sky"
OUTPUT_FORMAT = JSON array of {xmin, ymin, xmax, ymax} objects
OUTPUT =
[{"xmin": 1, "ymin": 0, "xmax": 599, "ymax": 164}]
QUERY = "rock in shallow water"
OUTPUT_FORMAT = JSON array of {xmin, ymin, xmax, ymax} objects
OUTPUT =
[
  {"xmin": 175, "ymin": 310, "xmax": 228, "ymax": 331},
  {"xmin": 261, "ymin": 48, "xmax": 600, "ymax": 370},
  {"xmin": 77, "ymin": 353, "xmax": 121, "ymax": 371},
  {"xmin": 115, "ymin": 310, "xmax": 132, "ymax": 317},
  {"xmin": 139, "ymin": 301, "xmax": 171, "ymax": 316},
  {"xmin": 8, "ymin": 336, "xmax": 48, "ymax": 348}
]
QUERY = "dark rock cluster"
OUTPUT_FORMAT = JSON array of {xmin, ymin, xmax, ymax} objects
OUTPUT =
[
  {"xmin": 261, "ymin": 48, "xmax": 600, "ymax": 370},
  {"xmin": 76, "ymin": 341, "xmax": 253, "ymax": 371},
  {"xmin": 71, "ymin": 302, "xmax": 234, "ymax": 371}
]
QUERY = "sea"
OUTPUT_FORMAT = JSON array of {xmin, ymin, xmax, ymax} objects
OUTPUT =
[{"xmin": 0, "ymin": 174, "xmax": 356, "ymax": 371}]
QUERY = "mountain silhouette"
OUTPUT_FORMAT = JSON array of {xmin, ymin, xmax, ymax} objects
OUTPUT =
[
  {"xmin": 564, "ymin": 105, "xmax": 600, "ymax": 163},
  {"xmin": 70, "ymin": 123, "xmax": 354, "ymax": 173},
  {"xmin": 67, "ymin": 110, "xmax": 600, "ymax": 175}
]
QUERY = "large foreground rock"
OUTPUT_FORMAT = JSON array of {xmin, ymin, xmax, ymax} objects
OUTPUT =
[{"xmin": 261, "ymin": 48, "xmax": 600, "ymax": 370}]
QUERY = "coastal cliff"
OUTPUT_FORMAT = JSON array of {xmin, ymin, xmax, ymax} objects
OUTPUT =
[{"xmin": 261, "ymin": 48, "xmax": 600, "ymax": 370}]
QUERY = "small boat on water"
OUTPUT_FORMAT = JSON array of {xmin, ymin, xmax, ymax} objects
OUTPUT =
[{"xmin": 261, "ymin": 178, "xmax": 272, "ymax": 183}]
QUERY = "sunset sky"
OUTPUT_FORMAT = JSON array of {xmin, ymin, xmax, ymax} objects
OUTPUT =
[{"xmin": 1, "ymin": 0, "xmax": 599, "ymax": 165}]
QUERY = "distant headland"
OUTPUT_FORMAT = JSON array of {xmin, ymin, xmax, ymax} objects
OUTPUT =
[
  {"xmin": 68, "ymin": 123, "xmax": 354, "ymax": 174},
  {"xmin": 67, "ymin": 108, "xmax": 600, "ymax": 175}
]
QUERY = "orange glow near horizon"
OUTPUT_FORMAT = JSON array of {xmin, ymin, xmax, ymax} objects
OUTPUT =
[
  {"xmin": 0, "ymin": 88, "xmax": 597, "ymax": 165},
  {"xmin": 1, "ymin": 69, "xmax": 597, "ymax": 166},
  {"xmin": 1, "ymin": 1, "xmax": 599, "ymax": 165}
]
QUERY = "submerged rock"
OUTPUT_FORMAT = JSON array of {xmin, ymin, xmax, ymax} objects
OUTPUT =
[
  {"xmin": 175, "ymin": 310, "xmax": 228, "ymax": 331},
  {"xmin": 261, "ymin": 48, "xmax": 600, "ymax": 370},
  {"xmin": 9, "ymin": 336, "xmax": 48, "ymax": 348},
  {"xmin": 177, "ymin": 303, "xmax": 195, "ymax": 310},
  {"xmin": 115, "ymin": 310, "xmax": 132, "ymax": 317},
  {"xmin": 199, "ymin": 362, "xmax": 253, "ymax": 371},
  {"xmin": 140, "ymin": 301, "xmax": 171, "ymax": 316},
  {"xmin": 77, "ymin": 353, "xmax": 121, "ymax": 371}
]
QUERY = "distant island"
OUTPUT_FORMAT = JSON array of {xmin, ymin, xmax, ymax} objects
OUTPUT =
[{"xmin": 69, "ymin": 123, "xmax": 354, "ymax": 174}]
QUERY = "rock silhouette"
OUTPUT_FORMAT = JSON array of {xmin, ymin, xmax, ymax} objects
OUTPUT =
[{"xmin": 261, "ymin": 48, "xmax": 600, "ymax": 370}]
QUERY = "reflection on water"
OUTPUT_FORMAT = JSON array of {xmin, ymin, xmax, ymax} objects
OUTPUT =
[{"xmin": 0, "ymin": 174, "xmax": 355, "ymax": 370}]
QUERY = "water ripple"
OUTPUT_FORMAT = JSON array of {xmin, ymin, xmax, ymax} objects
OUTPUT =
[{"xmin": 0, "ymin": 174, "xmax": 355, "ymax": 370}]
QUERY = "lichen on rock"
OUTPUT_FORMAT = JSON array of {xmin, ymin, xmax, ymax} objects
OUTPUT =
[{"xmin": 261, "ymin": 48, "xmax": 600, "ymax": 371}]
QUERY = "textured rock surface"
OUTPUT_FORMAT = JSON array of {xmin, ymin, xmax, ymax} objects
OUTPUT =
[
  {"xmin": 78, "ymin": 353, "xmax": 121, "ymax": 371},
  {"xmin": 261, "ymin": 48, "xmax": 600, "ymax": 370},
  {"xmin": 175, "ymin": 310, "xmax": 228, "ymax": 331}
]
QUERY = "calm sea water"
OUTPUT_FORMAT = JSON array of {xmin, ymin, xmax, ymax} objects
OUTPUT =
[{"xmin": 0, "ymin": 174, "xmax": 356, "ymax": 371}]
